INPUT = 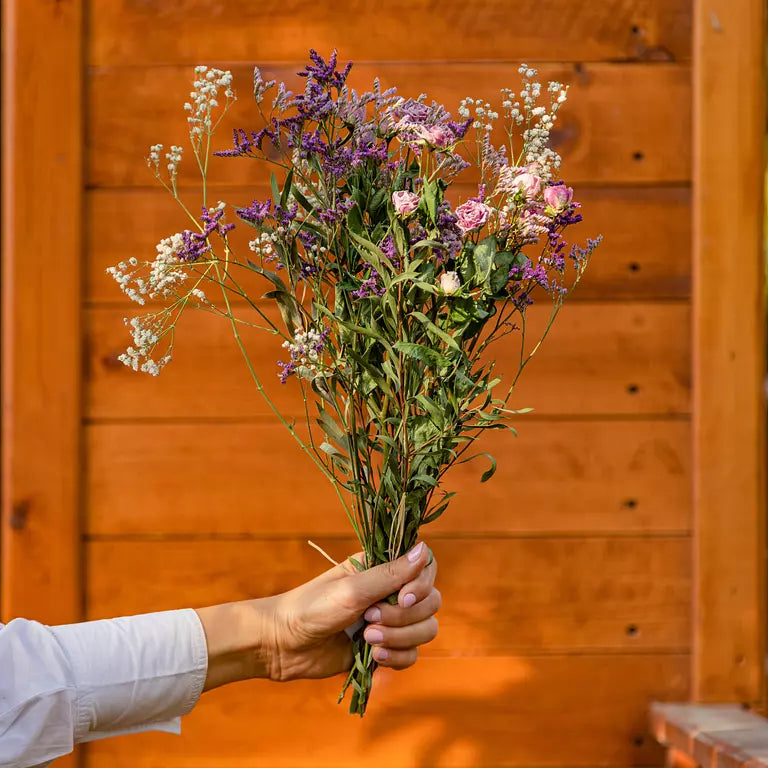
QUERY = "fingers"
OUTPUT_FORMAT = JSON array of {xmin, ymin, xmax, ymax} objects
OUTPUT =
[
  {"xmin": 364, "ymin": 587, "xmax": 442, "ymax": 627},
  {"xmin": 337, "ymin": 541, "xmax": 432, "ymax": 612},
  {"xmin": 364, "ymin": 616, "xmax": 439, "ymax": 670},
  {"xmin": 371, "ymin": 646, "xmax": 418, "ymax": 670},
  {"xmin": 396, "ymin": 548, "xmax": 437, "ymax": 608}
]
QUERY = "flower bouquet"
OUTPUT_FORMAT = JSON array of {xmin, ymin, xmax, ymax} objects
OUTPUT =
[{"xmin": 108, "ymin": 50, "xmax": 599, "ymax": 716}]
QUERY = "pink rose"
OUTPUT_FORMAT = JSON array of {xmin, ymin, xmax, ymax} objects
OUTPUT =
[
  {"xmin": 439, "ymin": 271, "xmax": 461, "ymax": 294},
  {"xmin": 391, "ymin": 190, "xmax": 420, "ymax": 216},
  {"xmin": 510, "ymin": 172, "xmax": 542, "ymax": 199},
  {"xmin": 455, "ymin": 199, "xmax": 491, "ymax": 233},
  {"xmin": 416, "ymin": 124, "xmax": 455, "ymax": 148},
  {"xmin": 543, "ymin": 183, "xmax": 573, "ymax": 212}
]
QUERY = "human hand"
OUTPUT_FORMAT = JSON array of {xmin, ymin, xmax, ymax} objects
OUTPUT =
[
  {"xmin": 268, "ymin": 541, "xmax": 440, "ymax": 681},
  {"xmin": 195, "ymin": 541, "xmax": 440, "ymax": 689}
]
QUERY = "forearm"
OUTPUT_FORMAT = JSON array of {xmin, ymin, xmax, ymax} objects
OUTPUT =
[{"xmin": 194, "ymin": 596, "xmax": 279, "ymax": 690}]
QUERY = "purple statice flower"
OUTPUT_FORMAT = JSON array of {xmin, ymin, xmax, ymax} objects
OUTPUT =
[
  {"xmin": 298, "ymin": 49, "xmax": 352, "ymax": 92},
  {"xmin": 215, "ymin": 127, "xmax": 277, "ymax": 158},
  {"xmin": 317, "ymin": 198, "xmax": 356, "ymax": 226},
  {"xmin": 177, "ymin": 205, "xmax": 234, "ymax": 262},
  {"xmin": 379, "ymin": 234, "xmax": 400, "ymax": 268},
  {"xmin": 351, "ymin": 266, "xmax": 386, "ymax": 299},
  {"xmin": 236, "ymin": 198, "xmax": 273, "ymax": 225},
  {"xmin": 434, "ymin": 201, "xmax": 463, "ymax": 260},
  {"xmin": 569, "ymin": 235, "xmax": 602, "ymax": 269},
  {"xmin": 275, "ymin": 202, "xmax": 299, "ymax": 227},
  {"xmin": 277, "ymin": 359, "xmax": 298, "ymax": 384}
]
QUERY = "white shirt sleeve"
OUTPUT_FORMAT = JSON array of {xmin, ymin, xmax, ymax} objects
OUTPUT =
[{"xmin": 0, "ymin": 609, "xmax": 208, "ymax": 768}]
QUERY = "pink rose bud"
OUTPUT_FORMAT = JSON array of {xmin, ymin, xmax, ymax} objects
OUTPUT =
[
  {"xmin": 417, "ymin": 124, "xmax": 455, "ymax": 148},
  {"xmin": 510, "ymin": 172, "xmax": 542, "ymax": 199},
  {"xmin": 455, "ymin": 199, "xmax": 491, "ymax": 233},
  {"xmin": 392, "ymin": 190, "xmax": 420, "ymax": 216},
  {"xmin": 439, "ymin": 271, "xmax": 461, "ymax": 294},
  {"xmin": 543, "ymin": 184, "xmax": 573, "ymax": 212}
]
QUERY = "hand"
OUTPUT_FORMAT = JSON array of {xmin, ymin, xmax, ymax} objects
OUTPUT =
[
  {"xmin": 270, "ymin": 540, "xmax": 440, "ymax": 681},
  {"xmin": 195, "ymin": 541, "xmax": 440, "ymax": 690}
]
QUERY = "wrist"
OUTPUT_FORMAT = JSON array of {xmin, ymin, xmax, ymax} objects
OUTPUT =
[{"xmin": 195, "ymin": 596, "xmax": 279, "ymax": 691}]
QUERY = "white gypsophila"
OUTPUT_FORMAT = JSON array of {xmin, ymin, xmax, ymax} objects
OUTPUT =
[
  {"xmin": 282, "ymin": 328, "xmax": 327, "ymax": 378},
  {"xmin": 249, "ymin": 232, "xmax": 277, "ymax": 258},
  {"xmin": 149, "ymin": 233, "xmax": 188, "ymax": 297},
  {"xmin": 148, "ymin": 143, "xmax": 163, "ymax": 171},
  {"xmin": 184, "ymin": 66, "xmax": 234, "ymax": 144},
  {"xmin": 106, "ymin": 260, "xmax": 147, "ymax": 305},
  {"xmin": 165, "ymin": 145, "xmax": 183, "ymax": 183},
  {"xmin": 117, "ymin": 316, "xmax": 171, "ymax": 376}
]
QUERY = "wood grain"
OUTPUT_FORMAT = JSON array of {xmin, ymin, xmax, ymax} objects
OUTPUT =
[
  {"xmin": 1, "ymin": 0, "xmax": 83, "ymax": 633},
  {"xmin": 86, "ymin": 302, "xmax": 691, "ymax": 420},
  {"xmin": 692, "ymin": 0, "xmax": 766, "ymax": 705},
  {"xmin": 83, "ymin": 653, "xmax": 688, "ymax": 767},
  {"xmin": 88, "ymin": 0, "xmax": 692, "ymax": 66},
  {"xmin": 86, "ymin": 537, "xmax": 691, "ymax": 653},
  {"xmin": 86, "ymin": 419, "xmax": 691, "ymax": 536},
  {"xmin": 87, "ymin": 63, "xmax": 691, "ymax": 187},
  {"xmin": 88, "ymin": 185, "xmax": 691, "ymax": 304}
]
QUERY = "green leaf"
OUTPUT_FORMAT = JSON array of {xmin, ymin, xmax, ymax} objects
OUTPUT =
[
  {"xmin": 411, "ymin": 311, "xmax": 461, "ymax": 352},
  {"xmin": 280, "ymin": 167, "xmax": 294, "ymax": 208},
  {"xmin": 416, "ymin": 394, "xmax": 445, "ymax": 428},
  {"xmin": 348, "ymin": 231, "xmax": 395, "ymax": 277},
  {"xmin": 480, "ymin": 453, "xmax": 497, "ymax": 482},
  {"xmin": 473, "ymin": 235, "xmax": 497, "ymax": 288},
  {"xmin": 316, "ymin": 408, "xmax": 349, "ymax": 451},
  {"xmin": 422, "ymin": 492, "xmax": 456, "ymax": 524},
  {"xmin": 246, "ymin": 259, "xmax": 289, "ymax": 294},
  {"xmin": 393, "ymin": 340, "xmax": 449, "ymax": 370},
  {"xmin": 263, "ymin": 290, "xmax": 300, "ymax": 336},
  {"xmin": 270, "ymin": 172, "xmax": 281, "ymax": 205},
  {"xmin": 422, "ymin": 179, "xmax": 438, "ymax": 224},
  {"xmin": 319, "ymin": 441, "xmax": 350, "ymax": 469}
]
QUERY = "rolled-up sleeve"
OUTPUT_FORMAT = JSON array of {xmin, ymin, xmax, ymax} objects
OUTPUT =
[{"xmin": 0, "ymin": 609, "xmax": 208, "ymax": 768}]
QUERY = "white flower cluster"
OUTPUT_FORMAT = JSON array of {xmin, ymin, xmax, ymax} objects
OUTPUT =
[
  {"xmin": 118, "ymin": 316, "xmax": 172, "ymax": 376},
  {"xmin": 282, "ymin": 328, "xmax": 326, "ymax": 379},
  {"xmin": 165, "ymin": 145, "xmax": 183, "ymax": 183},
  {"xmin": 184, "ymin": 66, "xmax": 234, "ymax": 142},
  {"xmin": 458, "ymin": 97, "xmax": 499, "ymax": 133},
  {"xmin": 249, "ymin": 232, "xmax": 278, "ymax": 258},
  {"xmin": 517, "ymin": 64, "xmax": 569, "ymax": 178},
  {"xmin": 105, "ymin": 233, "xmax": 191, "ymax": 305}
]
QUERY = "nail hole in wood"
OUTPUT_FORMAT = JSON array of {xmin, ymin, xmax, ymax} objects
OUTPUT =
[
  {"xmin": 626, "ymin": 624, "xmax": 639, "ymax": 637},
  {"xmin": 632, "ymin": 151, "xmax": 644, "ymax": 161},
  {"xmin": 628, "ymin": 262, "xmax": 641, "ymax": 272},
  {"xmin": 633, "ymin": 736, "xmax": 645, "ymax": 747},
  {"xmin": 631, "ymin": 24, "xmax": 641, "ymax": 35},
  {"xmin": 627, "ymin": 384, "xmax": 640, "ymax": 395},
  {"xmin": 623, "ymin": 499, "xmax": 638, "ymax": 510}
]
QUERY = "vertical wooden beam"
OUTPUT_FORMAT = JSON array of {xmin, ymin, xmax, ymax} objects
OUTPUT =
[
  {"xmin": 1, "ymin": 0, "xmax": 83, "ymax": 629},
  {"xmin": 692, "ymin": 0, "xmax": 766, "ymax": 704}
]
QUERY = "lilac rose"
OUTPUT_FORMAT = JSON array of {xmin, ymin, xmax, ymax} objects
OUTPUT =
[
  {"xmin": 391, "ymin": 190, "xmax": 420, "ymax": 216},
  {"xmin": 543, "ymin": 183, "xmax": 573, "ymax": 212},
  {"xmin": 455, "ymin": 199, "xmax": 491, "ymax": 233},
  {"xmin": 416, "ymin": 123, "xmax": 455, "ymax": 148}
]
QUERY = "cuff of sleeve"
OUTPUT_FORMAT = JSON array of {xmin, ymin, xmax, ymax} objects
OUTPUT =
[{"xmin": 51, "ymin": 608, "xmax": 208, "ymax": 742}]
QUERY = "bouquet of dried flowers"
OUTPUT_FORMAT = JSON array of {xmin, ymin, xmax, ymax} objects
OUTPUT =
[{"xmin": 108, "ymin": 50, "xmax": 599, "ymax": 715}]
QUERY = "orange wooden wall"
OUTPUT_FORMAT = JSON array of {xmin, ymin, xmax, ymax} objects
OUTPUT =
[{"xmin": 2, "ymin": 1, "xmax": 765, "ymax": 767}]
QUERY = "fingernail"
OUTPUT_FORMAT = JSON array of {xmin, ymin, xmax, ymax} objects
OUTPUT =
[
  {"xmin": 402, "ymin": 593, "xmax": 417, "ymax": 608},
  {"xmin": 365, "ymin": 628, "xmax": 384, "ymax": 644},
  {"xmin": 364, "ymin": 606, "xmax": 381, "ymax": 623},
  {"xmin": 373, "ymin": 647, "xmax": 389, "ymax": 661},
  {"xmin": 407, "ymin": 542, "xmax": 424, "ymax": 562}
]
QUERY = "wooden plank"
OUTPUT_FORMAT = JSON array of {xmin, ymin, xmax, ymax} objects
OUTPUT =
[
  {"xmin": 1, "ymin": 0, "xmax": 83, "ymax": 636},
  {"xmin": 83, "ymin": 653, "xmax": 688, "ymax": 767},
  {"xmin": 86, "ymin": 538, "xmax": 691, "ymax": 653},
  {"xmin": 691, "ymin": 0, "xmax": 766, "ymax": 705},
  {"xmin": 88, "ymin": 0, "xmax": 692, "ymax": 66},
  {"xmin": 86, "ymin": 419, "xmax": 691, "ymax": 536},
  {"xmin": 85, "ymin": 302, "xmax": 691, "ymax": 420},
  {"xmin": 87, "ymin": 63, "xmax": 691, "ymax": 187},
  {"xmin": 87, "ymin": 185, "xmax": 691, "ymax": 304}
]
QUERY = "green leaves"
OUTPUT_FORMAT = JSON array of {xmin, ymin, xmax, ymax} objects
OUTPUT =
[
  {"xmin": 393, "ymin": 340, "xmax": 449, "ymax": 370},
  {"xmin": 472, "ymin": 235, "xmax": 497, "ymax": 289},
  {"xmin": 263, "ymin": 290, "xmax": 300, "ymax": 336}
]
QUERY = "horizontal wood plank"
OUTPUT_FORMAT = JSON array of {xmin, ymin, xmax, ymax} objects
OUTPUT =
[
  {"xmin": 87, "ymin": 63, "xmax": 691, "ymax": 187},
  {"xmin": 88, "ymin": 185, "xmax": 691, "ymax": 304},
  {"xmin": 86, "ymin": 302, "xmax": 691, "ymax": 420},
  {"xmin": 88, "ymin": 0, "xmax": 692, "ymax": 66},
  {"xmin": 86, "ymin": 538, "xmax": 691, "ymax": 653},
  {"xmin": 83, "ymin": 653, "xmax": 688, "ymax": 767},
  {"xmin": 86, "ymin": 419, "xmax": 691, "ymax": 535}
]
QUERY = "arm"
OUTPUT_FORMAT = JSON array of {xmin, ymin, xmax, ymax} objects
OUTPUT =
[{"xmin": 0, "ymin": 543, "xmax": 439, "ymax": 767}]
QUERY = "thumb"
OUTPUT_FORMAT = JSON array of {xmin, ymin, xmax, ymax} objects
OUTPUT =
[{"xmin": 344, "ymin": 542, "xmax": 429, "ymax": 610}]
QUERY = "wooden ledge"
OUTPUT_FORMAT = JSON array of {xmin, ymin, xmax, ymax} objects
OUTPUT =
[{"xmin": 651, "ymin": 704, "xmax": 768, "ymax": 768}]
